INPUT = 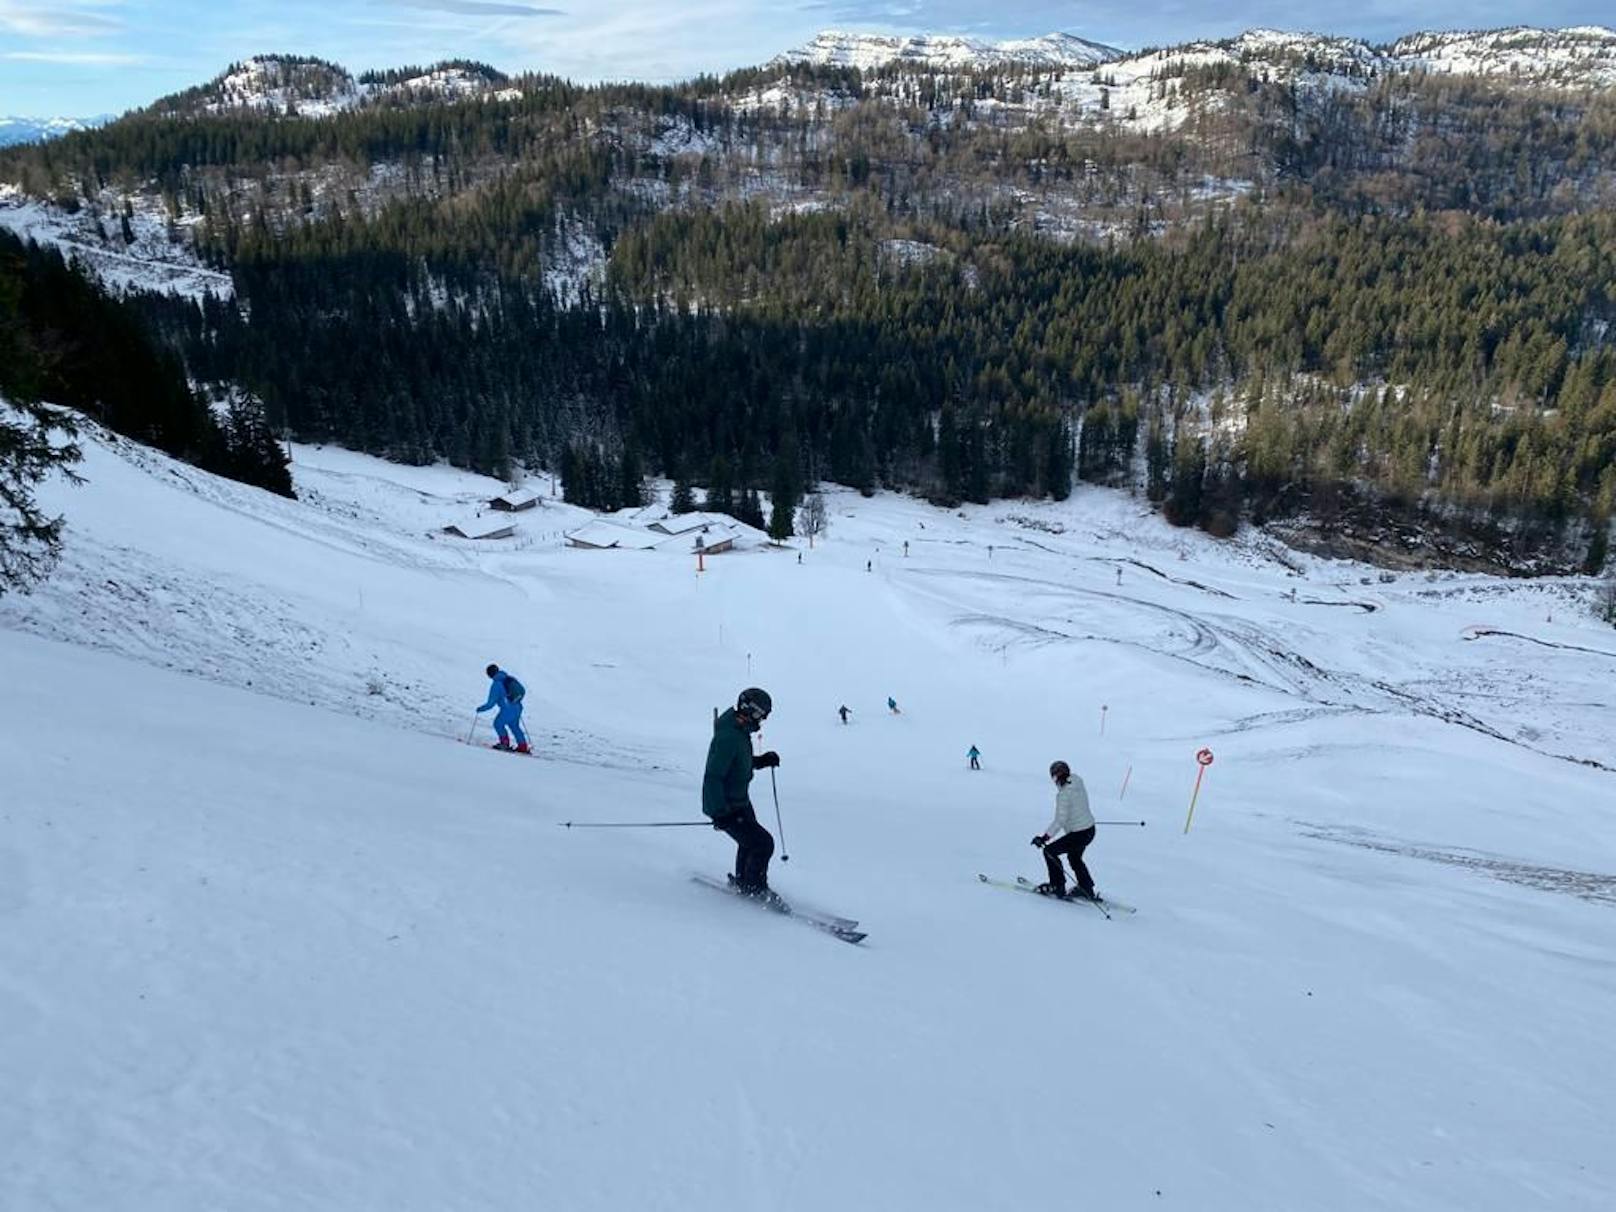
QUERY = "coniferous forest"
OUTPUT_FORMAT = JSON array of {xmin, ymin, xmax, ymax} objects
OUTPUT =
[{"xmin": 4, "ymin": 49, "xmax": 1615, "ymax": 569}]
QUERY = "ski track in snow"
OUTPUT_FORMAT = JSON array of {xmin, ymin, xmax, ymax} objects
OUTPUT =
[
  {"xmin": 901, "ymin": 563, "xmax": 1614, "ymax": 772},
  {"xmin": 1299, "ymin": 823, "xmax": 1616, "ymax": 907}
]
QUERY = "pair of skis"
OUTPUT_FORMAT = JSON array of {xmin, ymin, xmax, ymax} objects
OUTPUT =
[
  {"xmin": 461, "ymin": 738, "xmax": 537, "ymax": 757},
  {"xmin": 977, "ymin": 874, "xmax": 1137, "ymax": 919},
  {"xmin": 691, "ymin": 874, "xmax": 867, "ymax": 945},
  {"xmin": 695, "ymin": 872, "xmax": 1134, "ymax": 944}
]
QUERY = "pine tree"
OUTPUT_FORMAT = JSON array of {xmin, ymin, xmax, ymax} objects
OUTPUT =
[
  {"xmin": 619, "ymin": 444, "xmax": 646, "ymax": 509},
  {"xmin": 707, "ymin": 453, "xmax": 735, "ymax": 516},
  {"xmin": 0, "ymin": 259, "xmax": 83, "ymax": 593},
  {"xmin": 738, "ymin": 487, "xmax": 765, "ymax": 529}
]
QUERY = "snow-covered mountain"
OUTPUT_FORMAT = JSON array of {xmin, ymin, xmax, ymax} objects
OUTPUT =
[
  {"xmin": 0, "ymin": 115, "xmax": 104, "ymax": 147},
  {"xmin": 779, "ymin": 30, "xmax": 1123, "ymax": 71},
  {"xmin": 1389, "ymin": 25, "xmax": 1616, "ymax": 85},
  {"xmin": 121, "ymin": 26, "xmax": 1616, "ymax": 132},
  {"xmin": 149, "ymin": 55, "xmax": 521, "ymax": 118},
  {"xmin": 778, "ymin": 25, "xmax": 1616, "ymax": 88},
  {"xmin": 1178, "ymin": 24, "xmax": 1616, "ymax": 87}
]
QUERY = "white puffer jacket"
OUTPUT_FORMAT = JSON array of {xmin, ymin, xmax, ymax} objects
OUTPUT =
[{"xmin": 1044, "ymin": 777, "xmax": 1094, "ymax": 839}]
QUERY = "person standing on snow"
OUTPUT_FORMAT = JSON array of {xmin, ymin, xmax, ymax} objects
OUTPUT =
[
  {"xmin": 1032, "ymin": 760, "xmax": 1099, "ymax": 901},
  {"xmin": 968, "ymin": 745, "xmax": 981, "ymax": 771},
  {"xmin": 703, "ymin": 688, "xmax": 780, "ymax": 896},
  {"xmin": 838, "ymin": 704, "xmax": 850, "ymax": 725},
  {"xmin": 477, "ymin": 663, "xmax": 529, "ymax": 753},
  {"xmin": 887, "ymin": 696, "xmax": 901, "ymax": 715}
]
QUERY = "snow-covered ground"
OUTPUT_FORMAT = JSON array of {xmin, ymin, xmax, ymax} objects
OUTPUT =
[
  {"xmin": 0, "ymin": 184, "xmax": 232, "ymax": 301},
  {"xmin": 779, "ymin": 30, "xmax": 1122, "ymax": 71},
  {"xmin": 2, "ymin": 426, "xmax": 1613, "ymax": 1210}
]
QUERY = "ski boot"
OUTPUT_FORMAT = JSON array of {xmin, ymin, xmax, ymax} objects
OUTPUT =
[
  {"xmin": 491, "ymin": 739, "xmax": 513, "ymax": 751},
  {"xmin": 729, "ymin": 875, "xmax": 786, "ymax": 910},
  {"xmin": 752, "ymin": 886, "xmax": 789, "ymax": 912},
  {"xmin": 515, "ymin": 742, "xmax": 531, "ymax": 755},
  {"xmin": 1034, "ymin": 882, "xmax": 1069, "ymax": 899}
]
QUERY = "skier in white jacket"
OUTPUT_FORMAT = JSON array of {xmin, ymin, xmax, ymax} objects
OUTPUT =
[{"xmin": 1032, "ymin": 760, "xmax": 1100, "ymax": 900}]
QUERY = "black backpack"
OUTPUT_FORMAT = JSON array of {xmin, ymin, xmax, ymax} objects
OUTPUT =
[{"xmin": 502, "ymin": 673, "xmax": 525, "ymax": 703}]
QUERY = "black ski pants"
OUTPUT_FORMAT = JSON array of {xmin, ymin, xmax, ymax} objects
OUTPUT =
[
  {"xmin": 1043, "ymin": 826, "xmax": 1096, "ymax": 897},
  {"xmin": 716, "ymin": 805, "xmax": 775, "ymax": 891}
]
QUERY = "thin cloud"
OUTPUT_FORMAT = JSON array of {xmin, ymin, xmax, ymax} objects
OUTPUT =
[
  {"xmin": 383, "ymin": 0, "xmax": 565, "ymax": 16},
  {"xmin": 0, "ymin": 1, "xmax": 124, "ymax": 38},
  {"xmin": 2, "ymin": 49, "xmax": 144, "ymax": 64}
]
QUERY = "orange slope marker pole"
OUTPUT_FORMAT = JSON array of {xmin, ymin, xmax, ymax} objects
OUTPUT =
[{"xmin": 1184, "ymin": 748, "xmax": 1215, "ymax": 834}]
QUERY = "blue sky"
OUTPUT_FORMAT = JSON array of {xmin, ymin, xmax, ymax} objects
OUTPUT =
[{"xmin": 1, "ymin": 0, "xmax": 1608, "ymax": 117}]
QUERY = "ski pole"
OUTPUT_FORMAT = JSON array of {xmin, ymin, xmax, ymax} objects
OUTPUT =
[
  {"xmin": 559, "ymin": 820, "xmax": 713, "ymax": 829},
  {"xmin": 1096, "ymin": 820, "xmax": 1146, "ymax": 826},
  {"xmin": 465, "ymin": 713, "xmax": 480, "ymax": 744},
  {"xmin": 770, "ymin": 767, "xmax": 789, "ymax": 862}
]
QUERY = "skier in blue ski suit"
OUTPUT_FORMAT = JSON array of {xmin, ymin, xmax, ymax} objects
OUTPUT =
[{"xmin": 478, "ymin": 663, "xmax": 529, "ymax": 752}]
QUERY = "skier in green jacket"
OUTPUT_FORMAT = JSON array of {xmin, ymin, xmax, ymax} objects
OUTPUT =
[{"xmin": 703, "ymin": 687, "xmax": 780, "ymax": 896}]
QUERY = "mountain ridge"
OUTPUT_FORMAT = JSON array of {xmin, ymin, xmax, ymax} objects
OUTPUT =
[
  {"xmin": 0, "ymin": 115, "xmax": 108, "ymax": 148},
  {"xmin": 117, "ymin": 24, "xmax": 1616, "ymax": 121}
]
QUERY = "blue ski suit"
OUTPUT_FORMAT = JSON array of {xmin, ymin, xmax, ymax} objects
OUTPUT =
[{"xmin": 478, "ymin": 669, "xmax": 527, "ymax": 745}]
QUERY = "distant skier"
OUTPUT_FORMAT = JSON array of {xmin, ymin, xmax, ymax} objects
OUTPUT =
[
  {"xmin": 903, "ymin": 540, "xmax": 910, "ymax": 557},
  {"xmin": 477, "ymin": 663, "xmax": 529, "ymax": 754},
  {"xmin": 1031, "ymin": 760, "xmax": 1099, "ymax": 901},
  {"xmin": 968, "ymin": 745, "xmax": 981, "ymax": 771},
  {"xmin": 703, "ymin": 687, "xmax": 781, "ymax": 897},
  {"xmin": 838, "ymin": 704, "xmax": 850, "ymax": 725},
  {"xmin": 887, "ymin": 696, "xmax": 900, "ymax": 715},
  {"xmin": 866, "ymin": 560, "xmax": 872, "ymax": 572}
]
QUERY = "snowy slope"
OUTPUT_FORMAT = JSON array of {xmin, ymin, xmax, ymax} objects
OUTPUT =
[
  {"xmin": 0, "ymin": 183, "xmax": 232, "ymax": 300},
  {"xmin": 1390, "ymin": 25, "xmax": 1616, "ymax": 85},
  {"xmin": 780, "ymin": 30, "xmax": 1123, "ymax": 71},
  {"xmin": 2, "ymin": 426, "xmax": 1613, "ymax": 1210},
  {"xmin": 201, "ymin": 57, "xmax": 362, "ymax": 116},
  {"xmin": 152, "ymin": 56, "xmax": 521, "ymax": 118},
  {"xmin": 777, "ymin": 25, "xmax": 1616, "ymax": 90}
]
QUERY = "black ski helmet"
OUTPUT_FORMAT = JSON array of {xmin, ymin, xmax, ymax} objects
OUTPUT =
[
  {"xmin": 1049, "ymin": 760, "xmax": 1071, "ymax": 783},
  {"xmin": 737, "ymin": 687, "xmax": 773, "ymax": 722},
  {"xmin": 486, "ymin": 663, "xmax": 500, "ymax": 677}
]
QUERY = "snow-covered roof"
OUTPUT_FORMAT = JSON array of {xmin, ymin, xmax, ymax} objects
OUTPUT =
[
  {"xmin": 645, "ymin": 512, "xmax": 742, "ymax": 536},
  {"xmin": 444, "ymin": 518, "xmax": 516, "ymax": 540},
  {"xmin": 565, "ymin": 520, "xmax": 670, "ymax": 550},
  {"xmin": 490, "ymin": 488, "xmax": 541, "ymax": 509}
]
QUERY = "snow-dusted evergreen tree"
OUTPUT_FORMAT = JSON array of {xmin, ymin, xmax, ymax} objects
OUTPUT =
[
  {"xmin": 0, "ymin": 397, "xmax": 80, "ymax": 595},
  {"xmin": 0, "ymin": 261, "xmax": 82, "ymax": 594}
]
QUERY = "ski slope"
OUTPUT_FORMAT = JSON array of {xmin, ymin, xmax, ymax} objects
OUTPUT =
[{"xmin": 2, "ymin": 426, "xmax": 1613, "ymax": 1211}]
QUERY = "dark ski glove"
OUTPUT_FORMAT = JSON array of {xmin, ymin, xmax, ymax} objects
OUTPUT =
[
  {"xmin": 753, "ymin": 751, "xmax": 780, "ymax": 769},
  {"xmin": 1031, "ymin": 834, "xmax": 1049, "ymax": 848}
]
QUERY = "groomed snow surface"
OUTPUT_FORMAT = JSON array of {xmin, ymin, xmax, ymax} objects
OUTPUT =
[{"xmin": 2, "ymin": 425, "xmax": 1613, "ymax": 1210}]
